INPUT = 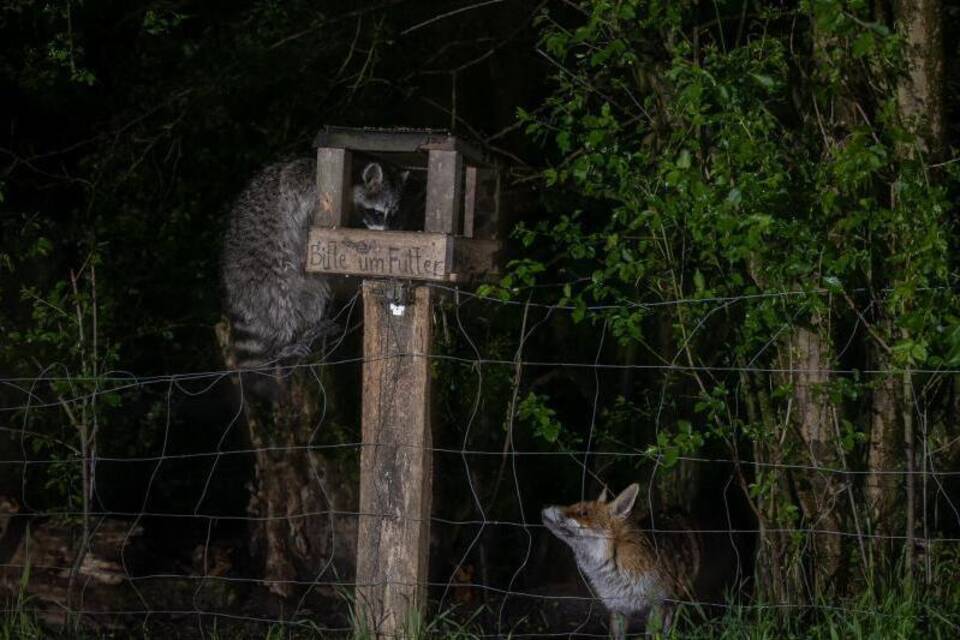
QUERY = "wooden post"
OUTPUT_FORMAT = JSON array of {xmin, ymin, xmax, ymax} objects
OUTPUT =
[
  {"xmin": 306, "ymin": 127, "xmax": 500, "ymax": 636},
  {"xmin": 425, "ymin": 149, "xmax": 463, "ymax": 234},
  {"xmin": 315, "ymin": 147, "xmax": 352, "ymax": 226},
  {"xmin": 356, "ymin": 281, "xmax": 434, "ymax": 637}
]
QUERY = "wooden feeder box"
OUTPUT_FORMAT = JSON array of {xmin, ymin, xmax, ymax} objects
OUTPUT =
[
  {"xmin": 306, "ymin": 126, "xmax": 501, "ymax": 283},
  {"xmin": 306, "ymin": 127, "xmax": 502, "ymax": 638}
]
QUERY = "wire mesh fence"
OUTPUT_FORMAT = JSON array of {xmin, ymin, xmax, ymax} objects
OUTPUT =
[{"xmin": 1, "ymin": 282, "xmax": 958, "ymax": 638}]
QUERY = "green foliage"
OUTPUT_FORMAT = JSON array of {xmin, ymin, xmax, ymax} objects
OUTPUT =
[
  {"xmin": 517, "ymin": 391, "xmax": 563, "ymax": 443},
  {"xmin": 0, "ymin": 241, "xmax": 119, "ymax": 514},
  {"xmin": 646, "ymin": 419, "xmax": 704, "ymax": 469},
  {"xmin": 521, "ymin": 0, "xmax": 956, "ymax": 340},
  {"xmin": 142, "ymin": 8, "xmax": 186, "ymax": 37},
  {"xmin": 513, "ymin": 0, "xmax": 960, "ymax": 601}
]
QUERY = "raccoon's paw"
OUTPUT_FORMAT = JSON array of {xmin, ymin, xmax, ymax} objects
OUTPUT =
[
  {"xmin": 276, "ymin": 341, "xmax": 312, "ymax": 361},
  {"xmin": 274, "ymin": 322, "xmax": 341, "ymax": 364},
  {"xmin": 303, "ymin": 319, "xmax": 342, "ymax": 345}
]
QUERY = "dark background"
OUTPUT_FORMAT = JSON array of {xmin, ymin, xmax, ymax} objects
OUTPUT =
[{"xmin": 5, "ymin": 1, "xmax": 960, "ymax": 636}]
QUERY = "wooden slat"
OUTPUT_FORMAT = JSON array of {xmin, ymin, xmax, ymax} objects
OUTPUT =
[
  {"xmin": 458, "ymin": 166, "xmax": 501, "ymax": 240},
  {"xmin": 425, "ymin": 149, "xmax": 463, "ymax": 235},
  {"xmin": 420, "ymin": 138, "xmax": 487, "ymax": 166},
  {"xmin": 357, "ymin": 281, "xmax": 433, "ymax": 638},
  {"xmin": 316, "ymin": 127, "xmax": 453, "ymax": 153},
  {"xmin": 315, "ymin": 147, "xmax": 352, "ymax": 227},
  {"xmin": 306, "ymin": 228, "xmax": 453, "ymax": 281},
  {"xmin": 305, "ymin": 228, "xmax": 499, "ymax": 283},
  {"xmin": 463, "ymin": 165, "xmax": 478, "ymax": 238},
  {"xmin": 474, "ymin": 167, "xmax": 500, "ymax": 239},
  {"xmin": 313, "ymin": 126, "xmax": 488, "ymax": 165}
]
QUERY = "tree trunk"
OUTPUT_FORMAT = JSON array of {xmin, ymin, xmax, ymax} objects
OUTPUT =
[
  {"xmin": 865, "ymin": 363, "xmax": 900, "ymax": 546},
  {"xmin": 863, "ymin": 0, "xmax": 945, "ymax": 578},
  {"xmin": 781, "ymin": 324, "xmax": 844, "ymax": 590},
  {"xmin": 740, "ymin": 368, "xmax": 795, "ymax": 603},
  {"xmin": 896, "ymin": 0, "xmax": 945, "ymax": 155},
  {"xmin": 215, "ymin": 321, "xmax": 356, "ymax": 599}
]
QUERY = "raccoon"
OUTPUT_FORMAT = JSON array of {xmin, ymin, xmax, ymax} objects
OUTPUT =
[
  {"xmin": 221, "ymin": 156, "xmax": 409, "ymax": 396},
  {"xmin": 353, "ymin": 162, "xmax": 409, "ymax": 230}
]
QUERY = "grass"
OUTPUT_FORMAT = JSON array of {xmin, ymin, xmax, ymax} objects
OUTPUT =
[
  {"xmin": 0, "ymin": 581, "xmax": 957, "ymax": 639},
  {"xmin": 673, "ymin": 583, "xmax": 960, "ymax": 640}
]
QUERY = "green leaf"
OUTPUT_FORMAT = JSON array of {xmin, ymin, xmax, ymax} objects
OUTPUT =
[
  {"xmin": 662, "ymin": 446, "xmax": 679, "ymax": 468},
  {"xmin": 852, "ymin": 32, "xmax": 875, "ymax": 57},
  {"xmin": 572, "ymin": 299, "xmax": 586, "ymax": 323},
  {"xmin": 31, "ymin": 237, "xmax": 53, "ymax": 257},
  {"xmin": 693, "ymin": 270, "xmax": 705, "ymax": 293},
  {"xmin": 750, "ymin": 73, "xmax": 775, "ymax": 89},
  {"xmin": 823, "ymin": 276, "xmax": 842, "ymax": 292}
]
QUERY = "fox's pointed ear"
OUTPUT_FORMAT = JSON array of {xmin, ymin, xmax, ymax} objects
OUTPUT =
[
  {"xmin": 610, "ymin": 483, "xmax": 639, "ymax": 520},
  {"xmin": 597, "ymin": 487, "xmax": 609, "ymax": 503}
]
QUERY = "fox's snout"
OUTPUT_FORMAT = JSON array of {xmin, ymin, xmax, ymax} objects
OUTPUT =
[{"xmin": 541, "ymin": 506, "xmax": 567, "ymax": 536}]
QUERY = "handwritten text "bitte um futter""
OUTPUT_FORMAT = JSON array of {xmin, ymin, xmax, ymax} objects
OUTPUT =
[{"xmin": 309, "ymin": 240, "xmax": 446, "ymax": 278}]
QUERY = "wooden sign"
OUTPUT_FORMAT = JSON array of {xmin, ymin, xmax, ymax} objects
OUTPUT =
[{"xmin": 305, "ymin": 227, "xmax": 497, "ymax": 282}]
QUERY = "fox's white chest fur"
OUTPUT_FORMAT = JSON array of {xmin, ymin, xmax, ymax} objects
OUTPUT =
[{"xmin": 577, "ymin": 548, "xmax": 667, "ymax": 614}]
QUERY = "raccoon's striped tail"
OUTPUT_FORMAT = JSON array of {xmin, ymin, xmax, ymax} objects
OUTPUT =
[
  {"xmin": 226, "ymin": 316, "xmax": 341, "ymax": 401},
  {"xmin": 227, "ymin": 315, "xmax": 282, "ymax": 401}
]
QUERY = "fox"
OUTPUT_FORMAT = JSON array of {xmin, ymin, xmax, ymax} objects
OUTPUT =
[{"xmin": 542, "ymin": 483, "xmax": 703, "ymax": 639}]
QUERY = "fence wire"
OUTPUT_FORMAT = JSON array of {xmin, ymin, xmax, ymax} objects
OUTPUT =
[{"xmin": 0, "ymin": 283, "xmax": 958, "ymax": 637}]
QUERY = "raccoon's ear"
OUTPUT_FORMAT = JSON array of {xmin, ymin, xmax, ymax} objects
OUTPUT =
[
  {"xmin": 610, "ymin": 483, "xmax": 639, "ymax": 520},
  {"xmin": 362, "ymin": 162, "xmax": 384, "ymax": 190},
  {"xmin": 399, "ymin": 170, "xmax": 410, "ymax": 184},
  {"xmin": 597, "ymin": 488, "xmax": 609, "ymax": 503}
]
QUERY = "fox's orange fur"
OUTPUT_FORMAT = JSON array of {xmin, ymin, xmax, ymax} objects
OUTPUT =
[{"xmin": 542, "ymin": 484, "xmax": 702, "ymax": 637}]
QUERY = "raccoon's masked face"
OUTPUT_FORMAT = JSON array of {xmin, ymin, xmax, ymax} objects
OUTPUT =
[{"xmin": 353, "ymin": 162, "xmax": 409, "ymax": 231}]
